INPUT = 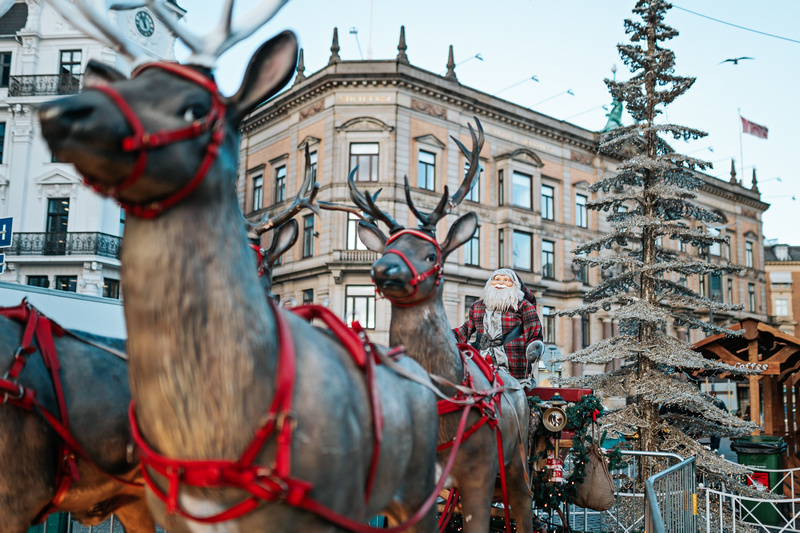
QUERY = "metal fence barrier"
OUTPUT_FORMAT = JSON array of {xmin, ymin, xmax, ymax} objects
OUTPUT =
[{"xmin": 644, "ymin": 456, "xmax": 697, "ymax": 533}]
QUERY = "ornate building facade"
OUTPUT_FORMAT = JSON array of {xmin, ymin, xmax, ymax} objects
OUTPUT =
[
  {"xmin": 765, "ymin": 242, "xmax": 800, "ymax": 337},
  {"xmin": 239, "ymin": 29, "xmax": 770, "ymax": 378},
  {"xmin": 0, "ymin": 0, "xmax": 181, "ymax": 308}
]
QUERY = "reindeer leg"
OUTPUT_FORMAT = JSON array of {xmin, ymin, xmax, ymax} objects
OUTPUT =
[
  {"xmin": 505, "ymin": 452, "xmax": 534, "ymax": 533},
  {"xmin": 113, "ymin": 497, "xmax": 157, "ymax": 533},
  {"xmin": 453, "ymin": 457, "xmax": 496, "ymax": 533}
]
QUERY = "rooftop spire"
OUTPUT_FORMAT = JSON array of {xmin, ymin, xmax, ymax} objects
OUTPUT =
[
  {"xmin": 729, "ymin": 159, "xmax": 738, "ymax": 185},
  {"xmin": 396, "ymin": 25, "xmax": 408, "ymax": 64},
  {"xmin": 328, "ymin": 27, "xmax": 341, "ymax": 66},
  {"xmin": 293, "ymin": 48, "xmax": 306, "ymax": 86},
  {"xmin": 751, "ymin": 168, "xmax": 759, "ymax": 192},
  {"xmin": 444, "ymin": 44, "xmax": 458, "ymax": 83}
]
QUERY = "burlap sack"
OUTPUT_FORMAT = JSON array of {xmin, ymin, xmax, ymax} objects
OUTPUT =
[{"xmin": 573, "ymin": 442, "xmax": 616, "ymax": 511}]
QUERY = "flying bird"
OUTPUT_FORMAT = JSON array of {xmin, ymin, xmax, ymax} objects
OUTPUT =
[{"xmin": 719, "ymin": 57, "xmax": 754, "ymax": 65}]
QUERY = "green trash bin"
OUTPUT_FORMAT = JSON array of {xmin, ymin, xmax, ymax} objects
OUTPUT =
[
  {"xmin": 27, "ymin": 513, "xmax": 69, "ymax": 533},
  {"xmin": 730, "ymin": 436, "xmax": 787, "ymax": 526}
]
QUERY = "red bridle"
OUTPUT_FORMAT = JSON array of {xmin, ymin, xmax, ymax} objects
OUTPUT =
[
  {"xmin": 375, "ymin": 229, "xmax": 443, "ymax": 307},
  {"xmin": 85, "ymin": 62, "xmax": 227, "ymax": 219}
]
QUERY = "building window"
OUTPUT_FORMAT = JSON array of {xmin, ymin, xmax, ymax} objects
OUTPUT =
[
  {"xmin": 464, "ymin": 295, "xmax": 479, "ymax": 320},
  {"xmin": 746, "ymin": 241, "xmax": 754, "ymax": 268},
  {"xmin": 748, "ymin": 283, "xmax": 756, "ymax": 312},
  {"xmin": 542, "ymin": 240, "xmax": 555, "ymax": 279},
  {"xmin": 775, "ymin": 298, "xmax": 790, "ymax": 316},
  {"xmin": 575, "ymin": 254, "xmax": 589, "ymax": 283},
  {"xmin": 252, "ymin": 174, "xmax": 263, "ymax": 211},
  {"xmin": 498, "ymin": 170, "xmax": 504, "ymax": 206},
  {"xmin": 119, "ymin": 209, "xmax": 125, "ymax": 237},
  {"xmin": 0, "ymin": 122, "xmax": 5, "ymax": 164},
  {"xmin": 498, "ymin": 228, "xmax": 505, "ymax": 268},
  {"xmin": 27, "ymin": 275, "xmax": 49, "ymax": 288},
  {"xmin": 302, "ymin": 214, "xmax": 314, "ymax": 258},
  {"xmin": 350, "ymin": 143, "xmax": 379, "ymax": 182},
  {"xmin": 55, "ymin": 275, "xmax": 77, "ymax": 292},
  {"xmin": 464, "ymin": 226, "xmax": 479, "ymax": 266},
  {"xmin": 308, "ymin": 151, "xmax": 318, "ymax": 188},
  {"xmin": 47, "ymin": 198, "xmax": 69, "ymax": 232},
  {"xmin": 346, "ymin": 212, "xmax": 367, "ymax": 250},
  {"xmin": 103, "ymin": 278, "xmax": 120, "ymax": 299},
  {"xmin": 575, "ymin": 194, "xmax": 588, "ymax": 228},
  {"xmin": 0, "ymin": 52, "xmax": 10, "ymax": 88},
  {"xmin": 727, "ymin": 279, "xmax": 734, "ymax": 304},
  {"xmin": 512, "ymin": 171, "xmax": 532, "ymax": 209},
  {"xmin": 59, "ymin": 50, "xmax": 82, "ymax": 75},
  {"xmin": 699, "ymin": 276, "xmax": 706, "ymax": 298},
  {"xmin": 345, "ymin": 285, "xmax": 376, "ymax": 329},
  {"xmin": 678, "ymin": 223, "xmax": 687, "ymax": 252},
  {"xmin": 541, "ymin": 185, "xmax": 554, "ymax": 221},
  {"xmin": 274, "ymin": 166, "xmax": 286, "ymax": 203},
  {"xmin": 708, "ymin": 227, "xmax": 721, "ymax": 256},
  {"xmin": 542, "ymin": 306, "xmax": 556, "ymax": 344},
  {"xmin": 302, "ymin": 289, "xmax": 314, "ymax": 305},
  {"xmin": 464, "ymin": 162, "xmax": 480, "ymax": 203},
  {"xmin": 417, "ymin": 150, "xmax": 435, "ymax": 190},
  {"xmin": 581, "ymin": 316, "xmax": 591, "ymax": 348},
  {"xmin": 512, "ymin": 230, "xmax": 532, "ymax": 271},
  {"xmin": 709, "ymin": 274, "xmax": 722, "ymax": 301}
]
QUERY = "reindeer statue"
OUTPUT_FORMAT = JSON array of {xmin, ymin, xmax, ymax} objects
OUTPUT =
[
  {"xmin": 39, "ymin": 1, "xmax": 441, "ymax": 531},
  {"xmin": 349, "ymin": 119, "xmax": 535, "ymax": 533},
  {"xmin": 0, "ymin": 309, "xmax": 155, "ymax": 533}
]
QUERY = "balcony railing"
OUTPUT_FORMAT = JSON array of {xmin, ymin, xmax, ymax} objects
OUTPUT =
[
  {"xmin": 8, "ymin": 74, "xmax": 83, "ymax": 97},
  {"xmin": 333, "ymin": 249, "xmax": 380, "ymax": 263},
  {"xmin": 5, "ymin": 232, "xmax": 121, "ymax": 259}
]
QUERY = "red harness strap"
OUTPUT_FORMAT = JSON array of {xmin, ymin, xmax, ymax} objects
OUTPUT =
[
  {"xmin": 85, "ymin": 62, "xmax": 226, "ymax": 220},
  {"xmin": 1, "ymin": 301, "xmax": 80, "ymax": 521},
  {"xmin": 435, "ymin": 344, "xmax": 512, "ymax": 532}
]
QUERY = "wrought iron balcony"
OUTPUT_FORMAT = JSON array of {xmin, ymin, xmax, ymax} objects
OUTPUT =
[
  {"xmin": 5, "ymin": 232, "xmax": 121, "ymax": 259},
  {"xmin": 8, "ymin": 74, "xmax": 83, "ymax": 97}
]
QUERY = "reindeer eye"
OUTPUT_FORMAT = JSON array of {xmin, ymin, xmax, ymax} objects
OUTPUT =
[
  {"xmin": 426, "ymin": 254, "xmax": 436, "ymax": 262},
  {"xmin": 182, "ymin": 104, "xmax": 208, "ymax": 122}
]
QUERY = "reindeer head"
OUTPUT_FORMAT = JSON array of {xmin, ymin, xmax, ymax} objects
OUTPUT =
[
  {"xmin": 38, "ymin": 0, "xmax": 297, "ymax": 219},
  {"xmin": 353, "ymin": 119, "xmax": 484, "ymax": 307}
]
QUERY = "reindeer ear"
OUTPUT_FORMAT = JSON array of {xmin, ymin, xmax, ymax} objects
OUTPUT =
[
  {"xmin": 440, "ymin": 213, "xmax": 478, "ymax": 259},
  {"xmin": 266, "ymin": 219, "xmax": 299, "ymax": 265},
  {"xmin": 357, "ymin": 221, "xmax": 387, "ymax": 253},
  {"xmin": 83, "ymin": 59, "xmax": 127, "ymax": 87},
  {"xmin": 230, "ymin": 30, "xmax": 298, "ymax": 122}
]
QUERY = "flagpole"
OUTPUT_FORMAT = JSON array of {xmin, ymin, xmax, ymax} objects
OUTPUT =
[{"xmin": 738, "ymin": 108, "xmax": 744, "ymax": 178}]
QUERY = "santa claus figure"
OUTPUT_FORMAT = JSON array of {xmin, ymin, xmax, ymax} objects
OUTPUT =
[{"xmin": 454, "ymin": 268, "xmax": 544, "ymax": 381}]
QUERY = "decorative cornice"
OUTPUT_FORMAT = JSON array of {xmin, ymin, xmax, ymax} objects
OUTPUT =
[
  {"xmin": 241, "ymin": 64, "xmax": 597, "ymax": 152},
  {"xmin": 297, "ymin": 136, "xmax": 321, "ymax": 151},
  {"xmin": 495, "ymin": 148, "xmax": 544, "ymax": 168},
  {"xmin": 414, "ymin": 133, "xmax": 446, "ymax": 149},
  {"xmin": 335, "ymin": 116, "xmax": 394, "ymax": 133}
]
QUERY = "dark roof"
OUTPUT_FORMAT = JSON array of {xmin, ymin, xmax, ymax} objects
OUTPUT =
[
  {"xmin": 765, "ymin": 245, "xmax": 800, "ymax": 262},
  {"xmin": 0, "ymin": 2, "xmax": 27, "ymax": 36}
]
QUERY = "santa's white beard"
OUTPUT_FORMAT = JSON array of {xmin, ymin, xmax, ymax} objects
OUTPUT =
[{"xmin": 483, "ymin": 283, "xmax": 520, "ymax": 313}]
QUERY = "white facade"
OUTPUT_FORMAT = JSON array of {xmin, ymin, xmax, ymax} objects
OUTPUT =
[{"xmin": 0, "ymin": 0, "xmax": 180, "ymax": 304}]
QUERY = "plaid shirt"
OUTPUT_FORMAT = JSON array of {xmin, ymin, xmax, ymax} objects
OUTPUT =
[{"xmin": 453, "ymin": 299, "xmax": 543, "ymax": 379}]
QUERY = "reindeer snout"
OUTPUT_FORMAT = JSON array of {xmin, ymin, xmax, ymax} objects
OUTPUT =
[
  {"xmin": 371, "ymin": 262, "xmax": 400, "ymax": 285},
  {"xmin": 39, "ymin": 100, "xmax": 93, "ymax": 140}
]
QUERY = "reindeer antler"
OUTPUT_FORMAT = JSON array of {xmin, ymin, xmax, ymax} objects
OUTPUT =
[
  {"xmin": 347, "ymin": 169, "xmax": 403, "ymax": 233},
  {"xmin": 47, "ymin": 0, "xmax": 151, "ymax": 64},
  {"xmin": 404, "ymin": 117, "xmax": 484, "ymax": 233},
  {"xmin": 147, "ymin": 0, "xmax": 289, "ymax": 68},
  {"xmin": 246, "ymin": 146, "xmax": 320, "ymax": 238}
]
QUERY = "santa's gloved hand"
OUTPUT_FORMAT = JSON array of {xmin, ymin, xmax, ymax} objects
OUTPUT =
[{"xmin": 526, "ymin": 340, "xmax": 544, "ymax": 364}]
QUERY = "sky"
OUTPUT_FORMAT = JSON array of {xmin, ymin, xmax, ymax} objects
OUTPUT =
[{"xmin": 175, "ymin": 0, "xmax": 799, "ymax": 245}]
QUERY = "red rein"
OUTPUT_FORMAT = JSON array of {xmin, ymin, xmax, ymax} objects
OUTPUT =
[
  {"xmin": 85, "ymin": 62, "xmax": 226, "ymax": 219},
  {"xmin": 377, "ymin": 229, "xmax": 443, "ymax": 307}
]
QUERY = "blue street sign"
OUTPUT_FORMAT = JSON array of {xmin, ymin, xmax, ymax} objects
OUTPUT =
[
  {"xmin": 0, "ymin": 253, "xmax": 4, "ymax": 273},
  {"xmin": 0, "ymin": 217, "xmax": 12, "ymax": 248}
]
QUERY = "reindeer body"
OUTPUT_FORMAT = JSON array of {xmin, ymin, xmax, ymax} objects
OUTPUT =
[
  {"xmin": 39, "ymin": 29, "xmax": 439, "ymax": 533},
  {"xmin": 0, "ymin": 316, "xmax": 154, "ymax": 533},
  {"xmin": 350, "ymin": 118, "xmax": 534, "ymax": 533}
]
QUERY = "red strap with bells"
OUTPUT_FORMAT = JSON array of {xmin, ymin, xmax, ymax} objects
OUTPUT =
[
  {"xmin": 84, "ymin": 62, "xmax": 227, "ymax": 219},
  {"xmin": 377, "ymin": 229, "xmax": 443, "ymax": 307}
]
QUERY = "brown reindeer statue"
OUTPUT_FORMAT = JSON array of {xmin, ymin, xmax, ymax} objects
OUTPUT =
[
  {"xmin": 349, "ymin": 119, "xmax": 535, "ymax": 533},
  {"xmin": 0, "ymin": 308, "xmax": 155, "ymax": 533},
  {"xmin": 38, "ymin": 1, "xmax": 441, "ymax": 531}
]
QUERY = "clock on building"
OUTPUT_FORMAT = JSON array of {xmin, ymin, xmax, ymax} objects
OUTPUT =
[{"xmin": 134, "ymin": 10, "xmax": 155, "ymax": 37}]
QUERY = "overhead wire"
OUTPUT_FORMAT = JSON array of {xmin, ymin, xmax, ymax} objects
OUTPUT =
[{"xmin": 672, "ymin": 4, "xmax": 800, "ymax": 45}]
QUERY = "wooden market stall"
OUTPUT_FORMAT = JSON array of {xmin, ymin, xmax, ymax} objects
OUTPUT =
[{"xmin": 694, "ymin": 319, "xmax": 800, "ymax": 465}]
